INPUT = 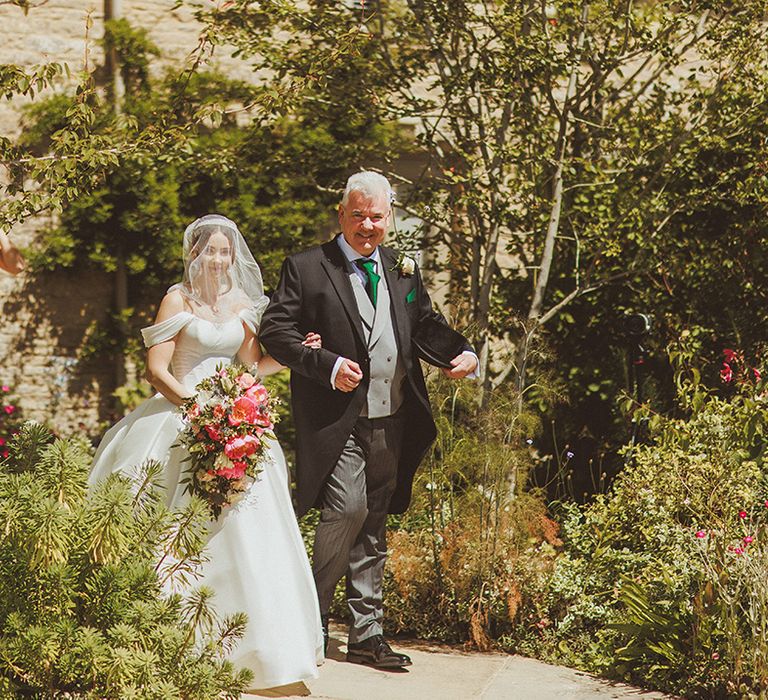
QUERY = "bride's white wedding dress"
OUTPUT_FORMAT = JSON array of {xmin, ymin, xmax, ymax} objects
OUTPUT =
[{"xmin": 89, "ymin": 309, "xmax": 324, "ymax": 689}]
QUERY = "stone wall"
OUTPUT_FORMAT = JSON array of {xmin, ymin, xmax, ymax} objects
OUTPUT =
[{"xmin": 0, "ymin": 0, "xmax": 243, "ymax": 433}]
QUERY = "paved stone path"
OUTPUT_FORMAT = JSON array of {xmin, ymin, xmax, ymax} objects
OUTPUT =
[{"xmin": 244, "ymin": 624, "xmax": 672, "ymax": 700}]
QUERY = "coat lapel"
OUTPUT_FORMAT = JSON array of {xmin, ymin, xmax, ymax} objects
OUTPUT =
[{"xmin": 320, "ymin": 238, "xmax": 367, "ymax": 347}]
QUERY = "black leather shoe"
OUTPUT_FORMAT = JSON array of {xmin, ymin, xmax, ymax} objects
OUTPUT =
[
  {"xmin": 347, "ymin": 635, "xmax": 412, "ymax": 668},
  {"xmin": 321, "ymin": 614, "xmax": 329, "ymax": 654}
]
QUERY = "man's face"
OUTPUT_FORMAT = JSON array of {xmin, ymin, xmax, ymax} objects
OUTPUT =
[{"xmin": 338, "ymin": 190, "xmax": 391, "ymax": 257}]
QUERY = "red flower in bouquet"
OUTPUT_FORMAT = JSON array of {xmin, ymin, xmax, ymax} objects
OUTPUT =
[
  {"xmin": 205, "ymin": 425, "xmax": 223, "ymax": 442},
  {"xmin": 177, "ymin": 364, "xmax": 280, "ymax": 519}
]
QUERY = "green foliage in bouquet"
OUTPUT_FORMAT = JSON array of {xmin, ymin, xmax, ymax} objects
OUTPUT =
[
  {"xmin": 547, "ymin": 331, "xmax": 768, "ymax": 696},
  {"xmin": 0, "ymin": 423, "xmax": 252, "ymax": 699}
]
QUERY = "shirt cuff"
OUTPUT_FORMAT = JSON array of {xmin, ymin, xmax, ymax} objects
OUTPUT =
[
  {"xmin": 462, "ymin": 351, "xmax": 480, "ymax": 379},
  {"xmin": 330, "ymin": 356, "xmax": 345, "ymax": 389}
]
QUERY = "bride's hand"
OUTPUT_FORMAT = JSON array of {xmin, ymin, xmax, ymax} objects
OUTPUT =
[{"xmin": 301, "ymin": 331, "xmax": 322, "ymax": 349}]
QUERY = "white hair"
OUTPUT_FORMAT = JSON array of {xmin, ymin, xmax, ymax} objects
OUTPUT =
[{"xmin": 341, "ymin": 171, "xmax": 394, "ymax": 206}]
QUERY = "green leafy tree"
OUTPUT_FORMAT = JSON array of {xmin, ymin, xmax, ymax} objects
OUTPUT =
[
  {"xmin": 196, "ymin": 0, "xmax": 767, "ymax": 403},
  {"xmin": 13, "ymin": 13, "xmax": 390, "ymax": 409}
]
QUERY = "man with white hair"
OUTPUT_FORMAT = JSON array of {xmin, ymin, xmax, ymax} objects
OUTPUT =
[{"xmin": 260, "ymin": 171, "xmax": 477, "ymax": 668}]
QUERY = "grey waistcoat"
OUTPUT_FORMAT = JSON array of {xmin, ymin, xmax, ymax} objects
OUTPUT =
[{"xmin": 348, "ymin": 266, "xmax": 407, "ymax": 418}]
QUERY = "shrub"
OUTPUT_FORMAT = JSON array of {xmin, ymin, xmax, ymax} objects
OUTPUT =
[
  {"xmin": 0, "ymin": 423, "xmax": 252, "ymax": 699},
  {"xmin": 548, "ymin": 336, "xmax": 768, "ymax": 696},
  {"xmin": 382, "ymin": 376, "xmax": 559, "ymax": 651}
]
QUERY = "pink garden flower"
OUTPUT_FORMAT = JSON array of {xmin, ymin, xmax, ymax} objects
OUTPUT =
[
  {"xmin": 739, "ymin": 510, "xmax": 748, "ymax": 519},
  {"xmin": 744, "ymin": 536, "xmax": 754, "ymax": 545},
  {"xmin": 695, "ymin": 530, "xmax": 707, "ymax": 538},
  {"xmin": 3, "ymin": 405, "xmax": 14, "ymax": 415},
  {"xmin": 0, "ymin": 385, "xmax": 9, "ymax": 392},
  {"xmin": 723, "ymin": 348, "xmax": 738, "ymax": 363},
  {"xmin": 754, "ymin": 368, "xmax": 762, "ymax": 382},
  {"xmin": 720, "ymin": 363, "xmax": 733, "ymax": 383}
]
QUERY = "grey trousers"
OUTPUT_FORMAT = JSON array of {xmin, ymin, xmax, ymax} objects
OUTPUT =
[{"xmin": 312, "ymin": 412, "xmax": 404, "ymax": 644}]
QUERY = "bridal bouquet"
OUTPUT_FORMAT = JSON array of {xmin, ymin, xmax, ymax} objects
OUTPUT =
[{"xmin": 178, "ymin": 364, "xmax": 278, "ymax": 518}]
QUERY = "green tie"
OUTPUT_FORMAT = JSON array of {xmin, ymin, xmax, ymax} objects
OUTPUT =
[{"xmin": 355, "ymin": 258, "xmax": 380, "ymax": 307}]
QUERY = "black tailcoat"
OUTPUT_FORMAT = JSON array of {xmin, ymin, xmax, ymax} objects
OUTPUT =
[{"xmin": 259, "ymin": 237, "xmax": 472, "ymax": 516}]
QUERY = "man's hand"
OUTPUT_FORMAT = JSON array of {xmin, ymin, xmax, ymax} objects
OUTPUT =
[
  {"xmin": 335, "ymin": 359, "xmax": 364, "ymax": 392},
  {"xmin": 441, "ymin": 352, "xmax": 478, "ymax": 379},
  {"xmin": 301, "ymin": 331, "xmax": 322, "ymax": 349}
]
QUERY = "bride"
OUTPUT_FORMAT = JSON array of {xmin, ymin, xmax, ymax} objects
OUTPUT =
[{"xmin": 89, "ymin": 214, "xmax": 324, "ymax": 690}]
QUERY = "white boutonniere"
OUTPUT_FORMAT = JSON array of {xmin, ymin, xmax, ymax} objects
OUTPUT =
[{"xmin": 393, "ymin": 251, "xmax": 416, "ymax": 277}]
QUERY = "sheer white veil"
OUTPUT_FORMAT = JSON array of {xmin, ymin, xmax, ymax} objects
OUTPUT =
[{"xmin": 169, "ymin": 214, "xmax": 269, "ymax": 325}]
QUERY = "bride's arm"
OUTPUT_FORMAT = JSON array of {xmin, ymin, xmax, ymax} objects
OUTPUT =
[
  {"xmin": 238, "ymin": 324, "xmax": 321, "ymax": 377},
  {"xmin": 238, "ymin": 324, "xmax": 284, "ymax": 377},
  {"xmin": 145, "ymin": 291, "xmax": 194, "ymax": 406}
]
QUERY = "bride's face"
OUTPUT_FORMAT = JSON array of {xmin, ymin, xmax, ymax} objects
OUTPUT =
[{"xmin": 199, "ymin": 231, "xmax": 233, "ymax": 277}]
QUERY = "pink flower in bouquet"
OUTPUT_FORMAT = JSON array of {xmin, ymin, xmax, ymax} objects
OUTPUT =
[
  {"xmin": 245, "ymin": 383, "xmax": 269, "ymax": 404},
  {"xmin": 237, "ymin": 372, "xmax": 256, "ymax": 390},
  {"xmin": 0, "ymin": 385, "xmax": 8, "ymax": 392},
  {"xmin": 224, "ymin": 434, "xmax": 260, "ymax": 461},
  {"xmin": 253, "ymin": 409, "xmax": 274, "ymax": 429},
  {"xmin": 3, "ymin": 405, "xmax": 14, "ymax": 415},
  {"xmin": 215, "ymin": 454, "xmax": 248, "ymax": 479},
  {"xmin": 187, "ymin": 403, "xmax": 201, "ymax": 420},
  {"xmin": 205, "ymin": 425, "xmax": 223, "ymax": 441},
  {"xmin": 229, "ymin": 396, "xmax": 259, "ymax": 426},
  {"xmin": 213, "ymin": 403, "xmax": 227, "ymax": 419}
]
